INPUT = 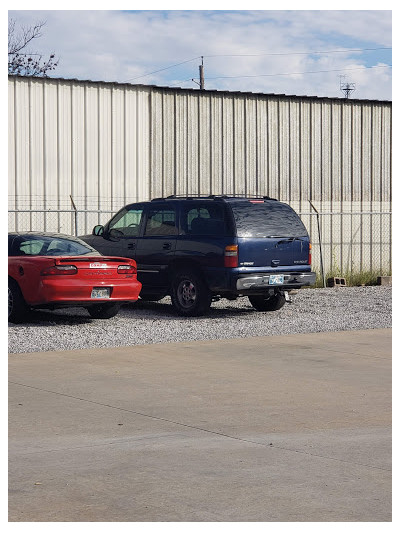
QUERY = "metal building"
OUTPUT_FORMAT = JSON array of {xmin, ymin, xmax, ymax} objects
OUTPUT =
[{"xmin": 8, "ymin": 75, "xmax": 392, "ymax": 277}]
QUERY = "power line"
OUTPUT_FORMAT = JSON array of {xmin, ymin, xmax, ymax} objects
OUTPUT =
[
  {"xmin": 204, "ymin": 47, "xmax": 392, "ymax": 58},
  {"xmin": 203, "ymin": 64, "xmax": 392, "ymax": 82},
  {"xmin": 123, "ymin": 56, "xmax": 200, "ymax": 82},
  {"xmin": 121, "ymin": 47, "xmax": 391, "ymax": 84}
]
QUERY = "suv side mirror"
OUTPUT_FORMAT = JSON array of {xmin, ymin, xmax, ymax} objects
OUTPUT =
[{"xmin": 92, "ymin": 225, "xmax": 104, "ymax": 236}]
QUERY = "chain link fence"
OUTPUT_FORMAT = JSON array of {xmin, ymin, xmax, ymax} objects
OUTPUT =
[{"xmin": 8, "ymin": 208, "xmax": 392, "ymax": 282}]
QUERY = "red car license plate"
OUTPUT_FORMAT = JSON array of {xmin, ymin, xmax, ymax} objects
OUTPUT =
[{"xmin": 91, "ymin": 288, "xmax": 111, "ymax": 299}]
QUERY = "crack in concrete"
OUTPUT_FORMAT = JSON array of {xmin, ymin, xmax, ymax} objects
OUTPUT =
[{"xmin": 9, "ymin": 380, "xmax": 391, "ymax": 473}]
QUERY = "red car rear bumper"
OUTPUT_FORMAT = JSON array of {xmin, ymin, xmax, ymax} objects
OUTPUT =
[{"xmin": 33, "ymin": 278, "xmax": 142, "ymax": 306}]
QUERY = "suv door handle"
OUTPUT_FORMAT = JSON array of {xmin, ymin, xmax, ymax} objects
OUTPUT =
[
  {"xmin": 127, "ymin": 242, "xmax": 136, "ymax": 250},
  {"xmin": 163, "ymin": 242, "xmax": 172, "ymax": 250}
]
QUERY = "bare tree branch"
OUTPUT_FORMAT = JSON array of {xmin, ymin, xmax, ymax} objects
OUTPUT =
[{"xmin": 8, "ymin": 18, "xmax": 59, "ymax": 77}]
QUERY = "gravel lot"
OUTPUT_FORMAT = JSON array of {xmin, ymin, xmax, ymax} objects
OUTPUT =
[{"xmin": 8, "ymin": 286, "xmax": 391, "ymax": 354}]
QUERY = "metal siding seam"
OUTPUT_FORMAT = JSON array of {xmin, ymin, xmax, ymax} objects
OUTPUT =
[
  {"xmin": 174, "ymin": 92, "xmax": 177, "ymax": 196},
  {"xmin": 277, "ymin": 100, "xmax": 281, "ymax": 200},
  {"xmin": 255, "ymin": 99, "xmax": 259, "ymax": 196},
  {"xmin": 111, "ymin": 88, "xmax": 114, "ymax": 209},
  {"xmin": 84, "ymin": 85, "xmax": 87, "ymax": 213},
  {"xmin": 210, "ymin": 95, "xmax": 213, "ymax": 194},
  {"xmin": 288, "ymin": 100, "xmax": 291, "ymax": 203},
  {"xmin": 123, "ymin": 87, "xmax": 127, "ymax": 205},
  {"xmin": 56, "ymin": 82, "xmax": 61, "ymax": 229},
  {"xmin": 42, "ymin": 81, "xmax": 47, "ymax": 229},
  {"xmin": 149, "ymin": 90, "xmax": 153, "ymax": 201},
  {"xmin": 197, "ymin": 98, "xmax": 202, "ymax": 193},
  {"xmin": 97, "ymin": 85, "xmax": 101, "ymax": 214},
  {"xmin": 28, "ymin": 79, "xmax": 32, "ymax": 218}
]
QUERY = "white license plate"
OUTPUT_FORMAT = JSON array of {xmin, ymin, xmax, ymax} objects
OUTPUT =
[
  {"xmin": 269, "ymin": 275, "xmax": 284, "ymax": 285},
  {"xmin": 91, "ymin": 288, "xmax": 111, "ymax": 299}
]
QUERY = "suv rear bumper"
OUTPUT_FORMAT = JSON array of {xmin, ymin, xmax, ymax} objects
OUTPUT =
[{"xmin": 235, "ymin": 271, "xmax": 316, "ymax": 291}]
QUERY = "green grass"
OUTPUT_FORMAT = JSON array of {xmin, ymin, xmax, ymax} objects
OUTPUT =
[{"xmin": 312, "ymin": 269, "xmax": 392, "ymax": 288}]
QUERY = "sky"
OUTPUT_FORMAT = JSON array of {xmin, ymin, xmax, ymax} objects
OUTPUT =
[{"xmin": 7, "ymin": 5, "xmax": 393, "ymax": 101}]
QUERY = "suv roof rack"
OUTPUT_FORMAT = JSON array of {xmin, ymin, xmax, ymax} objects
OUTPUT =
[{"xmin": 151, "ymin": 194, "xmax": 278, "ymax": 202}]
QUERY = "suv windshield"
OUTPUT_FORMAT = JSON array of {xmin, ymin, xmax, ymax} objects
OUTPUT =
[{"xmin": 230, "ymin": 200, "xmax": 307, "ymax": 238}]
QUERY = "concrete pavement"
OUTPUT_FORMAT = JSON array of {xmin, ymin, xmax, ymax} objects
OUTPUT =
[{"xmin": 9, "ymin": 328, "xmax": 392, "ymax": 521}]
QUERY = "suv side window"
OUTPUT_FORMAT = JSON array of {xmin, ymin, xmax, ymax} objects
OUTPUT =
[
  {"xmin": 144, "ymin": 206, "xmax": 178, "ymax": 236},
  {"xmin": 182, "ymin": 203, "xmax": 226, "ymax": 236},
  {"xmin": 108, "ymin": 206, "xmax": 144, "ymax": 237}
]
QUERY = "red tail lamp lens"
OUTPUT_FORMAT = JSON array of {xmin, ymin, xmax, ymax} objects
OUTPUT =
[
  {"xmin": 308, "ymin": 243, "xmax": 312, "ymax": 265},
  {"xmin": 41, "ymin": 265, "xmax": 78, "ymax": 276},
  {"xmin": 224, "ymin": 245, "xmax": 238, "ymax": 268},
  {"xmin": 117, "ymin": 264, "xmax": 136, "ymax": 274}
]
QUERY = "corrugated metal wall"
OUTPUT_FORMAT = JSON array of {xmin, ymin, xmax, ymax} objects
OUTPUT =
[
  {"xmin": 149, "ymin": 88, "xmax": 391, "ymax": 211},
  {"xmin": 8, "ymin": 76, "xmax": 151, "ymax": 213},
  {"xmin": 8, "ymin": 76, "xmax": 392, "ymax": 274}
]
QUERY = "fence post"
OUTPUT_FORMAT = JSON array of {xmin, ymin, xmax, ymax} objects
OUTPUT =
[
  {"xmin": 309, "ymin": 201, "xmax": 326, "ymax": 288},
  {"xmin": 70, "ymin": 195, "xmax": 78, "ymax": 236}
]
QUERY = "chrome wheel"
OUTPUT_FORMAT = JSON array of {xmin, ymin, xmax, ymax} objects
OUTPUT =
[
  {"xmin": 177, "ymin": 279, "xmax": 197, "ymax": 309},
  {"xmin": 171, "ymin": 270, "xmax": 212, "ymax": 316}
]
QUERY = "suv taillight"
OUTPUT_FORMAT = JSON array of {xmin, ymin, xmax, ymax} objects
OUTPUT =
[
  {"xmin": 117, "ymin": 264, "xmax": 136, "ymax": 274},
  {"xmin": 224, "ymin": 245, "xmax": 238, "ymax": 268},
  {"xmin": 308, "ymin": 243, "xmax": 312, "ymax": 265},
  {"xmin": 41, "ymin": 265, "xmax": 78, "ymax": 276}
]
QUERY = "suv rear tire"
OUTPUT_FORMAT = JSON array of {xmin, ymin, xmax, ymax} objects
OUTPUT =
[
  {"xmin": 248, "ymin": 292, "xmax": 286, "ymax": 312},
  {"xmin": 171, "ymin": 270, "xmax": 212, "ymax": 317}
]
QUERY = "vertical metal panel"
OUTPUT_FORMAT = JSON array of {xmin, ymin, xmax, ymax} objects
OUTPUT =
[
  {"xmin": 267, "ymin": 99, "xmax": 279, "ymax": 199},
  {"xmin": 320, "ymin": 101, "xmax": 332, "ymax": 206},
  {"xmin": 210, "ymin": 95, "xmax": 223, "ymax": 194},
  {"xmin": 14, "ymin": 78, "xmax": 30, "ymax": 214},
  {"xmin": 8, "ymin": 78, "xmax": 16, "ymax": 208},
  {"xmin": 310, "ymin": 101, "xmax": 322, "ymax": 205},
  {"xmin": 288, "ymin": 100, "xmax": 300, "ymax": 210},
  {"xmin": 174, "ymin": 92, "xmax": 188, "ymax": 195},
  {"xmin": 299, "ymin": 100, "xmax": 311, "ymax": 204},
  {"xmin": 278, "ymin": 100, "xmax": 290, "ymax": 201},
  {"xmin": 256, "ymin": 99, "xmax": 268, "ymax": 197},
  {"xmin": 222, "ymin": 96, "xmax": 234, "ymax": 194},
  {"xmin": 98, "ymin": 84, "xmax": 112, "ymax": 211},
  {"xmin": 198, "ymin": 94, "xmax": 211, "ymax": 194},
  {"xmin": 245, "ymin": 97, "xmax": 257, "ymax": 196},
  {"xmin": 381, "ymin": 105, "xmax": 392, "ymax": 206}
]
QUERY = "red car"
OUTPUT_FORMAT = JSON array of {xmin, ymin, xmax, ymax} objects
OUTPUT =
[{"xmin": 8, "ymin": 232, "xmax": 142, "ymax": 323}]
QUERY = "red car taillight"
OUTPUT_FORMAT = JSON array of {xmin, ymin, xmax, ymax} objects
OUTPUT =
[
  {"xmin": 117, "ymin": 264, "xmax": 136, "ymax": 274},
  {"xmin": 224, "ymin": 245, "xmax": 238, "ymax": 268},
  {"xmin": 40, "ymin": 265, "xmax": 78, "ymax": 276},
  {"xmin": 308, "ymin": 243, "xmax": 312, "ymax": 265}
]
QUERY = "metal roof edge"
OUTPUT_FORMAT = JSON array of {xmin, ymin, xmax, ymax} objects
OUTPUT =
[{"xmin": 8, "ymin": 74, "xmax": 392, "ymax": 105}]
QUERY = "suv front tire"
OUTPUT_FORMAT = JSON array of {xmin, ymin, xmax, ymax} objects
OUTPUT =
[{"xmin": 171, "ymin": 270, "xmax": 212, "ymax": 317}]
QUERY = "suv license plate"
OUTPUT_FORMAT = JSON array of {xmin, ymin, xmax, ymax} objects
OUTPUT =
[
  {"xmin": 91, "ymin": 288, "xmax": 111, "ymax": 299},
  {"xmin": 269, "ymin": 275, "xmax": 284, "ymax": 285}
]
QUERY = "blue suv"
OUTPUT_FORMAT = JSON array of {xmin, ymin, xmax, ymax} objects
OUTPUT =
[{"xmin": 80, "ymin": 195, "xmax": 316, "ymax": 316}]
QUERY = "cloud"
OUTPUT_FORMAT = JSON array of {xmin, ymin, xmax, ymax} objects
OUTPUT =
[{"xmin": 8, "ymin": 10, "xmax": 392, "ymax": 100}]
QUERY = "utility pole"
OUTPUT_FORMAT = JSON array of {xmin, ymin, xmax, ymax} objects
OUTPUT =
[
  {"xmin": 199, "ymin": 56, "xmax": 205, "ymax": 90},
  {"xmin": 192, "ymin": 56, "xmax": 205, "ymax": 90}
]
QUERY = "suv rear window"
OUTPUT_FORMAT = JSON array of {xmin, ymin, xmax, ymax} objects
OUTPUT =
[{"xmin": 230, "ymin": 200, "xmax": 307, "ymax": 238}]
